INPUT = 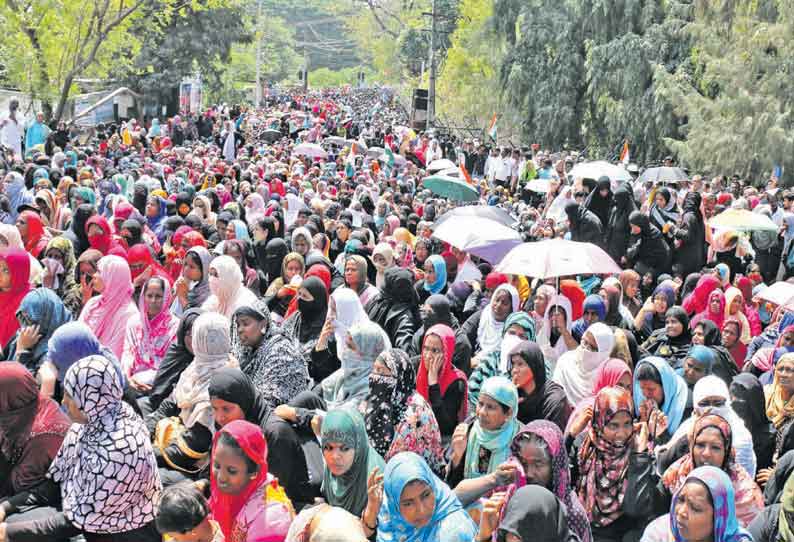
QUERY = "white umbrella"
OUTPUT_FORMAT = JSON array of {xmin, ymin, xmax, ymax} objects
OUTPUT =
[
  {"xmin": 496, "ymin": 238, "xmax": 622, "ymax": 279},
  {"xmin": 437, "ymin": 167, "xmax": 461, "ymax": 178},
  {"xmin": 756, "ymin": 281, "xmax": 794, "ymax": 307},
  {"xmin": 324, "ymin": 136, "xmax": 347, "ymax": 146},
  {"xmin": 293, "ymin": 143, "xmax": 328, "ymax": 159},
  {"xmin": 569, "ymin": 161, "xmax": 632, "ymax": 186},
  {"xmin": 367, "ymin": 147, "xmax": 384, "ymax": 158},
  {"xmin": 708, "ymin": 209, "xmax": 779, "ymax": 232},
  {"xmin": 526, "ymin": 178, "xmax": 551, "ymax": 193},
  {"xmin": 427, "ymin": 158, "xmax": 457, "ymax": 173},
  {"xmin": 432, "ymin": 216, "xmax": 522, "ymax": 264}
]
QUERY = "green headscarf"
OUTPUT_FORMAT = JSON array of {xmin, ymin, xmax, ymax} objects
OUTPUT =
[
  {"xmin": 72, "ymin": 186, "xmax": 96, "ymax": 208},
  {"xmin": 503, "ymin": 311, "xmax": 536, "ymax": 342},
  {"xmin": 113, "ymin": 174, "xmax": 132, "ymax": 200},
  {"xmin": 320, "ymin": 407, "xmax": 386, "ymax": 516},
  {"xmin": 464, "ymin": 376, "xmax": 520, "ymax": 479}
]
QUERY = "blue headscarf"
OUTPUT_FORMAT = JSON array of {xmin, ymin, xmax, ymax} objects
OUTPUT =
[
  {"xmin": 3, "ymin": 172, "xmax": 33, "ymax": 222},
  {"xmin": 230, "ymin": 219, "xmax": 251, "ymax": 242},
  {"xmin": 653, "ymin": 283, "xmax": 676, "ymax": 309},
  {"xmin": 670, "ymin": 466, "xmax": 751, "ymax": 542},
  {"xmin": 572, "ymin": 294, "xmax": 606, "ymax": 339},
  {"xmin": 149, "ymin": 118, "xmax": 161, "ymax": 138},
  {"xmin": 33, "ymin": 168, "xmax": 49, "ymax": 181},
  {"xmin": 377, "ymin": 452, "xmax": 478, "ymax": 542},
  {"xmin": 633, "ymin": 356, "xmax": 689, "ymax": 434},
  {"xmin": 677, "ymin": 345, "xmax": 715, "ymax": 381},
  {"xmin": 464, "ymin": 376, "xmax": 520, "ymax": 479},
  {"xmin": 47, "ymin": 321, "xmax": 126, "ymax": 386},
  {"xmin": 146, "ymin": 196, "xmax": 168, "ymax": 243},
  {"xmin": 6, "ymin": 288, "xmax": 72, "ymax": 365},
  {"xmin": 423, "ymin": 254, "xmax": 447, "ymax": 294}
]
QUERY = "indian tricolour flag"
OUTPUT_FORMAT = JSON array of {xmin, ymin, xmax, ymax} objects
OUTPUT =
[
  {"xmin": 487, "ymin": 113, "xmax": 498, "ymax": 142},
  {"xmin": 620, "ymin": 141, "xmax": 630, "ymax": 165}
]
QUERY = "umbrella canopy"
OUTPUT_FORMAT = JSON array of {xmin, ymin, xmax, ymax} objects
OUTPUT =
[
  {"xmin": 432, "ymin": 216, "xmax": 522, "ymax": 264},
  {"xmin": 756, "ymin": 282, "xmax": 794, "ymax": 308},
  {"xmin": 437, "ymin": 167, "xmax": 462, "ymax": 178},
  {"xmin": 367, "ymin": 147, "xmax": 384, "ymax": 158},
  {"xmin": 427, "ymin": 158, "xmax": 458, "ymax": 173},
  {"xmin": 380, "ymin": 152, "xmax": 407, "ymax": 167},
  {"xmin": 260, "ymin": 129, "xmax": 281, "ymax": 143},
  {"xmin": 569, "ymin": 161, "xmax": 632, "ymax": 184},
  {"xmin": 708, "ymin": 209, "xmax": 778, "ymax": 232},
  {"xmin": 293, "ymin": 143, "xmax": 328, "ymax": 159},
  {"xmin": 423, "ymin": 175, "xmax": 479, "ymax": 202},
  {"xmin": 347, "ymin": 140, "xmax": 368, "ymax": 154},
  {"xmin": 325, "ymin": 136, "xmax": 347, "ymax": 146},
  {"xmin": 496, "ymin": 239, "xmax": 622, "ymax": 279},
  {"xmin": 433, "ymin": 206, "xmax": 517, "ymax": 229},
  {"xmin": 526, "ymin": 178, "xmax": 551, "ymax": 193},
  {"xmin": 638, "ymin": 166, "xmax": 688, "ymax": 184}
]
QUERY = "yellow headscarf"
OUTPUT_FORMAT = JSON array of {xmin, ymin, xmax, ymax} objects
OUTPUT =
[{"xmin": 766, "ymin": 353, "xmax": 794, "ymax": 429}]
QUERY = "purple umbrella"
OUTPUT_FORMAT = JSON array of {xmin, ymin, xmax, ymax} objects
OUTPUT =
[{"xmin": 432, "ymin": 216, "xmax": 522, "ymax": 264}]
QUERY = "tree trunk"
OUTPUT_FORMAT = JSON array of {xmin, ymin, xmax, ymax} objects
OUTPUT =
[{"xmin": 53, "ymin": 73, "xmax": 75, "ymax": 123}]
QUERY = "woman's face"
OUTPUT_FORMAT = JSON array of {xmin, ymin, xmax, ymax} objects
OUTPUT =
[
  {"xmin": 683, "ymin": 357, "xmax": 709, "ymax": 386},
  {"xmin": 616, "ymin": 373, "xmax": 633, "ymax": 393},
  {"xmin": 210, "ymin": 397, "xmax": 246, "ymax": 428},
  {"xmin": 720, "ymin": 323, "xmax": 739, "ymax": 348},
  {"xmin": 692, "ymin": 325, "xmax": 706, "ymax": 345},
  {"xmin": 625, "ymin": 279, "xmax": 639, "ymax": 298},
  {"xmin": 655, "ymin": 193, "xmax": 667, "ymax": 208},
  {"xmin": 708, "ymin": 294, "xmax": 721, "ymax": 314},
  {"xmin": 516, "ymin": 440, "xmax": 552, "ymax": 489},
  {"xmin": 226, "ymin": 244, "xmax": 243, "ymax": 268},
  {"xmin": 729, "ymin": 294, "xmax": 742, "ymax": 314},
  {"xmin": 293, "ymin": 236, "xmax": 309, "ymax": 255},
  {"xmin": 422, "ymin": 333, "xmax": 445, "ymax": 367},
  {"xmin": 601, "ymin": 411, "xmax": 633, "ymax": 446},
  {"xmin": 782, "ymin": 330, "xmax": 794, "ymax": 348},
  {"xmin": 776, "ymin": 358, "xmax": 794, "ymax": 394},
  {"xmin": 182, "ymin": 253, "xmax": 203, "ymax": 282},
  {"xmin": 534, "ymin": 293, "xmax": 549, "ymax": 317},
  {"xmin": 476, "ymin": 394, "xmax": 510, "ymax": 431},
  {"xmin": 236, "ymin": 314, "xmax": 264, "ymax": 348},
  {"xmin": 674, "ymin": 481, "xmax": 714, "ymax": 542},
  {"xmin": 505, "ymin": 323, "xmax": 529, "ymax": 340},
  {"xmin": 344, "ymin": 260, "xmax": 360, "ymax": 288},
  {"xmin": 398, "ymin": 480, "xmax": 435, "ymax": 528},
  {"xmin": 665, "ymin": 316, "xmax": 683, "ymax": 338},
  {"xmin": 415, "ymin": 243, "xmax": 429, "ymax": 262},
  {"xmin": 336, "ymin": 223, "xmax": 350, "ymax": 242},
  {"xmin": 0, "ymin": 260, "xmax": 10, "ymax": 291},
  {"xmin": 653, "ymin": 294, "xmax": 669, "ymax": 314},
  {"xmin": 213, "ymin": 442, "xmax": 255, "ymax": 495},
  {"xmin": 284, "ymin": 259, "xmax": 302, "ymax": 282},
  {"xmin": 144, "ymin": 279, "xmax": 165, "ymax": 319},
  {"xmin": 423, "ymin": 261, "xmax": 437, "ymax": 284},
  {"xmin": 323, "ymin": 441, "xmax": 355, "ymax": 476},
  {"xmin": 62, "ymin": 392, "xmax": 89, "ymax": 424},
  {"xmin": 15, "ymin": 216, "xmax": 28, "ymax": 239},
  {"xmin": 91, "ymin": 271, "xmax": 105, "ymax": 293},
  {"xmin": 87, "ymin": 223, "xmax": 104, "ymax": 237},
  {"xmin": 639, "ymin": 378, "xmax": 664, "ymax": 406},
  {"xmin": 510, "ymin": 354, "xmax": 534, "ymax": 389},
  {"xmin": 226, "ymin": 223, "xmax": 237, "ymax": 240},
  {"xmin": 145, "ymin": 198, "xmax": 159, "ymax": 218},
  {"xmin": 692, "ymin": 427, "xmax": 726, "ymax": 468},
  {"xmin": 491, "ymin": 290, "xmax": 513, "ymax": 322}
]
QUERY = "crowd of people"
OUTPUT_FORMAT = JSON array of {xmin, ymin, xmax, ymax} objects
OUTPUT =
[{"xmin": 0, "ymin": 85, "xmax": 792, "ymax": 542}]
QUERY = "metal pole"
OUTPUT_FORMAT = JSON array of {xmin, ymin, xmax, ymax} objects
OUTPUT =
[
  {"xmin": 427, "ymin": 0, "xmax": 436, "ymax": 131},
  {"xmin": 254, "ymin": 0, "xmax": 263, "ymax": 107}
]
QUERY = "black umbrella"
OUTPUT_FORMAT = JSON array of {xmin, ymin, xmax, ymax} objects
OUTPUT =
[{"xmin": 261, "ymin": 129, "xmax": 282, "ymax": 143}]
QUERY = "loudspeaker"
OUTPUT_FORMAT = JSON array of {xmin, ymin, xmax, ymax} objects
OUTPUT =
[{"xmin": 413, "ymin": 88, "xmax": 428, "ymax": 111}]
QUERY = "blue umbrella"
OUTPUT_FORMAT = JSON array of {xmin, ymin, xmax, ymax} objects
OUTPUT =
[{"xmin": 422, "ymin": 175, "xmax": 479, "ymax": 202}]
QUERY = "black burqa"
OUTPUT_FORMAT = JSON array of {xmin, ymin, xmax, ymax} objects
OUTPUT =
[
  {"xmin": 208, "ymin": 367, "xmax": 271, "ymax": 429},
  {"xmin": 693, "ymin": 319, "xmax": 739, "ymax": 385},
  {"xmin": 584, "ymin": 176, "xmax": 613, "ymax": 231},
  {"xmin": 62, "ymin": 203, "xmax": 95, "ymax": 257},
  {"xmin": 148, "ymin": 308, "xmax": 203, "ymax": 411},
  {"xmin": 605, "ymin": 183, "xmax": 637, "ymax": 263},
  {"xmin": 731, "ymin": 373, "xmax": 775, "ymax": 473},
  {"xmin": 497, "ymin": 486, "xmax": 576, "ymax": 542}
]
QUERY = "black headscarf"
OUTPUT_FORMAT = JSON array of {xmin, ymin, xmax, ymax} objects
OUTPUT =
[
  {"xmin": 175, "ymin": 192, "xmax": 192, "ymax": 218},
  {"xmin": 132, "ymin": 181, "xmax": 149, "ymax": 215},
  {"xmin": 731, "ymin": 373, "xmax": 775, "ymax": 473},
  {"xmin": 497, "ymin": 486, "xmax": 574, "ymax": 542},
  {"xmin": 258, "ymin": 216, "xmax": 278, "ymax": 242},
  {"xmin": 120, "ymin": 219, "xmax": 143, "ymax": 247},
  {"xmin": 63, "ymin": 203, "xmax": 95, "ymax": 256},
  {"xmin": 584, "ymin": 176, "xmax": 613, "ymax": 228},
  {"xmin": 296, "ymin": 276, "xmax": 328, "ymax": 342},
  {"xmin": 148, "ymin": 308, "xmax": 203, "ymax": 411},
  {"xmin": 264, "ymin": 238, "xmax": 288, "ymax": 284},
  {"xmin": 366, "ymin": 267, "xmax": 420, "ymax": 325},
  {"xmin": 208, "ymin": 367, "xmax": 270, "ymax": 428},
  {"xmin": 424, "ymin": 294, "xmax": 453, "ymax": 328},
  {"xmin": 692, "ymin": 320, "xmax": 739, "ymax": 384}
]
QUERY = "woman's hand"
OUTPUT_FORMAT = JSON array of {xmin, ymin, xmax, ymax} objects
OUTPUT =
[
  {"xmin": 17, "ymin": 325, "xmax": 41, "ymax": 352},
  {"xmin": 174, "ymin": 276, "xmax": 190, "ymax": 302},
  {"xmin": 37, "ymin": 361, "xmax": 58, "ymax": 398},
  {"xmin": 80, "ymin": 274, "xmax": 94, "ymax": 303},
  {"xmin": 362, "ymin": 467, "xmax": 384, "ymax": 532},
  {"xmin": 478, "ymin": 492, "xmax": 507, "ymax": 542},
  {"xmin": 648, "ymin": 409, "xmax": 668, "ymax": 440},
  {"xmin": 316, "ymin": 318, "xmax": 333, "ymax": 351},
  {"xmin": 450, "ymin": 423, "xmax": 469, "ymax": 467},
  {"xmin": 756, "ymin": 467, "xmax": 774, "ymax": 486},
  {"xmin": 129, "ymin": 375, "xmax": 152, "ymax": 393},
  {"xmin": 426, "ymin": 350, "xmax": 444, "ymax": 386},
  {"xmin": 569, "ymin": 405, "xmax": 593, "ymax": 437},
  {"xmin": 633, "ymin": 421, "xmax": 649, "ymax": 453},
  {"xmin": 274, "ymin": 405, "xmax": 298, "ymax": 423},
  {"xmin": 133, "ymin": 266, "xmax": 153, "ymax": 289},
  {"xmin": 491, "ymin": 462, "xmax": 518, "ymax": 486},
  {"xmin": 310, "ymin": 414, "xmax": 323, "ymax": 437}
]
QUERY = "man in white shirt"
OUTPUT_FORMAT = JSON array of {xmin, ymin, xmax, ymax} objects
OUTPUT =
[
  {"xmin": 493, "ymin": 147, "xmax": 513, "ymax": 189},
  {"xmin": 0, "ymin": 100, "xmax": 22, "ymax": 157}
]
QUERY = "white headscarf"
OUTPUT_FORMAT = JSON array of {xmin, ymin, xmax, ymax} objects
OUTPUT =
[
  {"xmin": 537, "ymin": 294, "xmax": 574, "ymax": 368},
  {"xmin": 202, "ymin": 255, "xmax": 258, "ymax": 318},
  {"xmin": 552, "ymin": 322, "xmax": 615, "ymax": 405},
  {"xmin": 476, "ymin": 284, "xmax": 520, "ymax": 356},
  {"xmin": 372, "ymin": 242, "xmax": 395, "ymax": 289},
  {"xmin": 331, "ymin": 287, "xmax": 371, "ymax": 361}
]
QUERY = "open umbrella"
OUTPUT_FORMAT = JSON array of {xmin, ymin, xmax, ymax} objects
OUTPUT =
[
  {"xmin": 496, "ymin": 239, "xmax": 622, "ymax": 279},
  {"xmin": 427, "ymin": 158, "xmax": 458, "ymax": 173},
  {"xmin": 756, "ymin": 282, "xmax": 794, "ymax": 307},
  {"xmin": 422, "ymin": 175, "xmax": 479, "ymax": 202},
  {"xmin": 325, "ymin": 136, "xmax": 347, "ymax": 146},
  {"xmin": 569, "ymin": 161, "xmax": 632, "ymax": 184},
  {"xmin": 526, "ymin": 178, "xmax": 551, "ymax": 193},
  {"xmin": 708, "ymin": 209, "xmax": 778, "ymax": 232},
  {"xmin": 433, "ymin": 206, "xmax": 517, "ymax": 229},
  {"xmin": 260, "ymin": 129, "xmax": 281, "ymax": 143},
  {"xmin": 437, "ymin": 167, "xmax": 462, "ymax": 178},
  {"xmin": 367, "ymin": 147, "xmax": 384, "ymax": 158},
  {"xmin": 293, "ymin": 143, "xmax": 328, "ymax": 159},
  {"xmin": 432, "ymin": 216, "xmax": 522, "ymax": 264},
  {"xmin": 638, "ymin": 166, "xmax": 688, "ymax": 184}
]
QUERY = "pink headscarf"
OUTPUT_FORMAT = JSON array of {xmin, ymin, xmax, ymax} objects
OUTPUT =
[
  {"xmin": 244, "ymin": 193, "xmax": 266, "ymax": 227},
  {"xmin": 565, "ymin": 358, "xmax": 631, "ymax": 436},
  {"xmin": 124, "ymin": 277, "xmax": 179, "ymax": 378}
]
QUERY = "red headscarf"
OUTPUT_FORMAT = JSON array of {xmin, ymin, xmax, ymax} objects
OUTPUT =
[
  {"xmin": 416, "ymin": 324, "xmax": 467, "ymax": 422},
  {"xmin": 0, "ymin": 248, "xmax": 31, "ymax": 347},
  {"xmin": 485, "ymin": 272, "xmax": 509, "ymax": 291},
  {"xmin": 85, "ymin": 215, "xmax": 119, "ymax": 255},
  {"xmin": 284, "ymin": 263, "xmax": 332, "ymax": 319},
  {"xmin": 112, "ymin": 201, "xmax": 137, "ymax": 232},
  {"xmin": 19, "ymin": 211, "xmax": 49, "ymax": 258},
  {"xmin": 682, "ymin": 274, "xmax": 721, "ymax": 316},
  {"xmin": 735, "ymin": 276, "xmax": 754, "ymax": 308},
  {"xmin": 690, "ymin": 289, "xmax": 725, "ymax": 331},
  {"xmin": 127, "ymin": 244, "xmax": 172, "ymax": 286},
  {"xmin": 560, "ymin": 280, "xmax": 585, "ymax": 321},
  {"xmin": 722, "ymin": 317, "xmax": 748, "ymax": 368},
  {"xmin": 209, "ymin": 420, "xmax": 271, "ymax": 540}
]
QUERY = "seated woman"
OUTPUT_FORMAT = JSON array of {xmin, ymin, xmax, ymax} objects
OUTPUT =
[
  {"xmin": 63, "ymin": 248, "xmax": 102, "ymax": 317},
  {"xmin": 285, "ymin": 504, "xmax": 367, "ymax": 542},
  {"xmin": 633, "ymin": 283, "xmax": 676, "ymax": 343},
  {"xmin": 677, "ymin": 346, "xmax": 716, "ymax": 408},
  {"xmin": 208, "ymin": 420, "xmax": 294, "ymax": 542},
  {"xmin": 747, "ymin": 323, "xmax": 794, "ymax": 376},
  {"xmin": 172, "ymin": 246, "xmax": 212, "ymax": 315},
  {"xmin": 553, "ymin": 322, "xmax": 616, "ymax": 406},
  {"xmin": 264, "ymin": 251, "xmax": 305, "ymax": 322},
  {"xmin": 409, "ymin": 294, "xmax": 472, "ymax": 375},
  {"xmin": 0, "ymin": 248, "xmax": 32, "ymax": 350},
  {"xmin": 476, "ymin": 485, "xmax": 579, "ymax": 542},
  {"xmin": 722, "ymin": 318, "xmax": 748, "ymax": 369},
  {"xmin": 467, "ymin": 311, "xmax": 536, "ymax": 414},
  {"xmin": 724, "ymin": 287, "xmax": 752, "ymax": 346},
  {"xmin": 765, "ymin": 352, "xmax": 794, "ymax": 464},
  {"xmin": 691, "ymin": 319, "xmax": 739, "ymax": 385},
  {"xmin": 415, "ymin": 254, "xmax": 447, "ymax": 304},
  {"xmin": 365, "ymin": 267, "xmax": 420, "ymax": 352},
  {"xmin": 208, "ymin": 368, "xmax": 270, "ymax": 431},
  {"xmin": 231, "ymin": 298, "xmax": 308, "ymax": 412},
  {"xmin": 155, "ymin": 483, "xmax": 224, "ymax": 542},
  {"xmin": 2, "ymin": 288, "xmax": 72, "ymax": 375},
  {"xmin": 320, "ymin": 407, "xmax": 385, "ymax": 517},
  {"xmin": 0, "ymin": 356, "xmax": 161, "ymax": 542},
  {"xmin": 281, "ymin": 276, "xmax": 332, "ymax": 383},
  {"xmin": 690, "ymin": 288, "xmax": 725, "ymax": 331},
  {"xmin": 731, "ymin": 373, "xmax": 775, "ymax": 473},
  {"xmin": 633, "ymin": 357, "xmax": 691, "ymax": 442},
  {"xmin": 509, "ymin": 341, "xmax": 571, "ymax": 429},
  {"xmin": 642, "ymin": 306, "xmax": 693, "ymax": 369},
  {"xmin": 447, "ymin": 376, "xmax": 520, "ymax": 488},
  {"xmin": 78, "ymin": 254, "xmax": 139, "ymax": 359},
  {"xmin": 41, "ymin": 237, "xmax": 77, "ymax": 304},
  {"xmin": 367, "ymin": 451, "xmax": 478, "ymax": 542},
  {"xmin": 365, "ymin": 349, "xmax": 445, "ymax": 474},
  {"xmin": 566, "ymin": 357, "xmax": 632, "ymax": 437},
  {"xmin": 202, "ymin": 255, "xmax": 259, "ymax": 319},
  {"xmin": 148, "ymin": 312, "xmax": 233, "ymax": 481},
  {"xmin": 461, "ymin": 284, "xmax": 520, "ymax": 359},
  {"xmin": 223, "ymin": 238, "xmax": 259, "ymax": 292},
  {"xmin": 0, "ymin": 363, "xmax": 70, "ymax": 501},
  {"xmin": 536, "ymin": 294, "xmax": 578, "ymax": 370},
  {"xmin": 642, "ymin": 466, "xmax": 752, "ymax": 542},
  {"xmin": 416, "ymin": 323, "xmax": 468, "ymax": 437},
  {"xmin": 571, "ymin": 294, "xmax": 607, "ymax": 342},
  {"xmin": 122, "ymin": 277, "xmax": 179, "ymax": 393}
]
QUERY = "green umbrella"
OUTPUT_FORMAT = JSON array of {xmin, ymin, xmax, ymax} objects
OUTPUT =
[{"xmin": 422, "ymin": 175, "xmax": 479, "ymax": 202}]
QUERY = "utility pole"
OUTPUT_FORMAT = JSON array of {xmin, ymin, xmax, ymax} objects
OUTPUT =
[
  {"xmin": 427, "ymin": 0, "xmax": 436, "ymax": 131},
  {"xmin": 303, "ymin": 28, "xmax": 309, "ymax": 91},
  {"xmin": 254, "ymin": 0, "xmax": 263, "ymax": 107}
]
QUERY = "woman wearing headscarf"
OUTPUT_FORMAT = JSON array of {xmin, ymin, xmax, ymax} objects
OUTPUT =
[
  {"xmin": 0, "ymin": 363, "xmax": 70, "ymax": 500},
  {"xmin": 202, "ymin": 254, "xmax": 258, "ymax": 319},
  {"xmin": 633, "ymin": 357, "xmax": 690, "ymax": 439},
  {"xmin": 41, "ymin": 236, "xmax": 76, "ymax": 299},
  {"xmin": 367, "ymin": 452, "xmax": 477, "ymax": 542},
  {"xmin": 461, "ymin": 283, "xmax": 520, "ymax": 359},
  {"xmin": 148, "ymin": 312, "xmax": 233, "ymax": 479},
  {"xmin": 643, "ymin": 466, "xmax": 752, "ymax": 542},
  {"xmin": 634, "ymin": 282, "xmax": 677, "ymax": 342},
  {"xmin": 626, "ymin": 211, "xmax": 672, "ymax": 280},
  {"xmin": 642, "ymin": 306, "xmax": 693, "ymax": 368},
  {"xmin": 724, "ymin": 286, "xmax": 752, "ymax": 345},
  {"xmin": 121, "ymin": 276, "xmax": 179, "ymax": 393},
  {"xmin": 570, "ymin": 294, "xmax": 607, "ymax": 342},
  {"xmin": 343, "ymin": 253, "xmax": 380, "ymax": 307},
  {"xmin": 605, "ymin": 183, "xmax": 637, "ymax": 263},
  {"xmin": 78, "ymin": 255, "xmax": 138, "ymax": 359},
  {"xmin": 61, "ymin": 203, "xmax": 94, "ymax": 257},
  {"xmin": 478, "ymin": 485, "xmax": 579, "ymax": 542},
  {"xmin": 319, "ymin": 406, "xmax": 386, "ymax": 517},
  {"xmin": 222, "ymin": 238, "xmax": 258, "ymax": 291},
  {"xmin": 172, "ymin": 245, "xmax": 212, "ymax": 315},
  {"xmin": 62, "ymin": 247, "xmax": 101, "ymax": 317},
  {"xmin": 291, "ymin": 226, "xmax": 313, "ymax": 257},
  {"xmin": 765, "ymin": 352, "xmax": 794, "ymax": 463},
  {"xmin": 415, "ymin": 254, "xmax": 447, "ymax": 304},
  {"xmin": 537, "ymin": 294, "xmax": 578, "ymax": 369},
  {"xmin": 600, "ymin": 282, "xmax": 635, "ymax": 330},
  {"xmin": 553, "ymin": 322, "xmax": 616, "ymax": 406},
  {"xmin": 690, "ymin": 319, "xmax": 739, "ymax": 384},
  {"xmin": 145, "ymin": 195, "xmax": 168, "ymax": 243},
  {"xmin": 231, "ymin": 298, "xmax": 307, "ymax": 411},
  {"xmin": 365, "ymin": 267, "xmax": 420, "ymax": 352},
  {"xmin": 1, "ymin": 172, "xmax": 33, "ymax": 224},
  {"xmin": 682, "ymin": 274, "xmax": 721, "ymax": 317},
  {"xmin": 84, "ymin": 214, "xmax": 124, "ymax": 255},
  {"xmin": 126, "ymin": 244, "xmax": 172, "ymax": 294},
  {"xmin": 731, "ymin": 373, "xmax": 775, "ymax": 472},
  {"xmin": 0, "ymin": 249, "xmax": 31, "ymax": 350},
  {"xmin": 281, "ymin": 275, "xmax": 332, "ymax": 382},
  {"xmin": 649, "ymin": 186, "xmax": 680, "ymax": 240},
  {"xmin": 2, "ymin": 356, "xmax": 161, "ymax": 542},
  {"xmin": 365, "ymin": 349, "xmax": 445, "ymax": 473},
  {"xmin": 690, "ymin": 288, "xmax": 725, "ymax": 331},
  {"xmin": 264, "ymin": 251, "xmax": 304, "ymax": 321},
  {"xmin": 0, "ymin": 224, "xmax": 43, "ymax": 286},
  {"xmin": 446, "ymin": 376, "xmax": 520, "ymax": 488},
  {"xmin": 566, "ymin": 357, "xmax": 632, "ymax": 436},
  {"xmin": 722, "ymin": 318, "xmax": 748, "ymax": 369},
  {"xmin": 16, "ymin": 210, "xmax": 50, "ymax": 258},
  {"xmin": 410, "ymin": 293, "xmax": 472, "ymax": 373},
  {"xmin": 208, "ymin": 420, "xmax": 294, "ymax": 542},
  {"xmin": 192, "ymin": 194, "xmax": 217, "ymax": 227},
  {"xmin": 371, "ymin": 241, "xmax": 395, "ymax": 290},
  {"xmin": 2, "ymin": 288, "xmax": 72, "ymax": 376}
]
